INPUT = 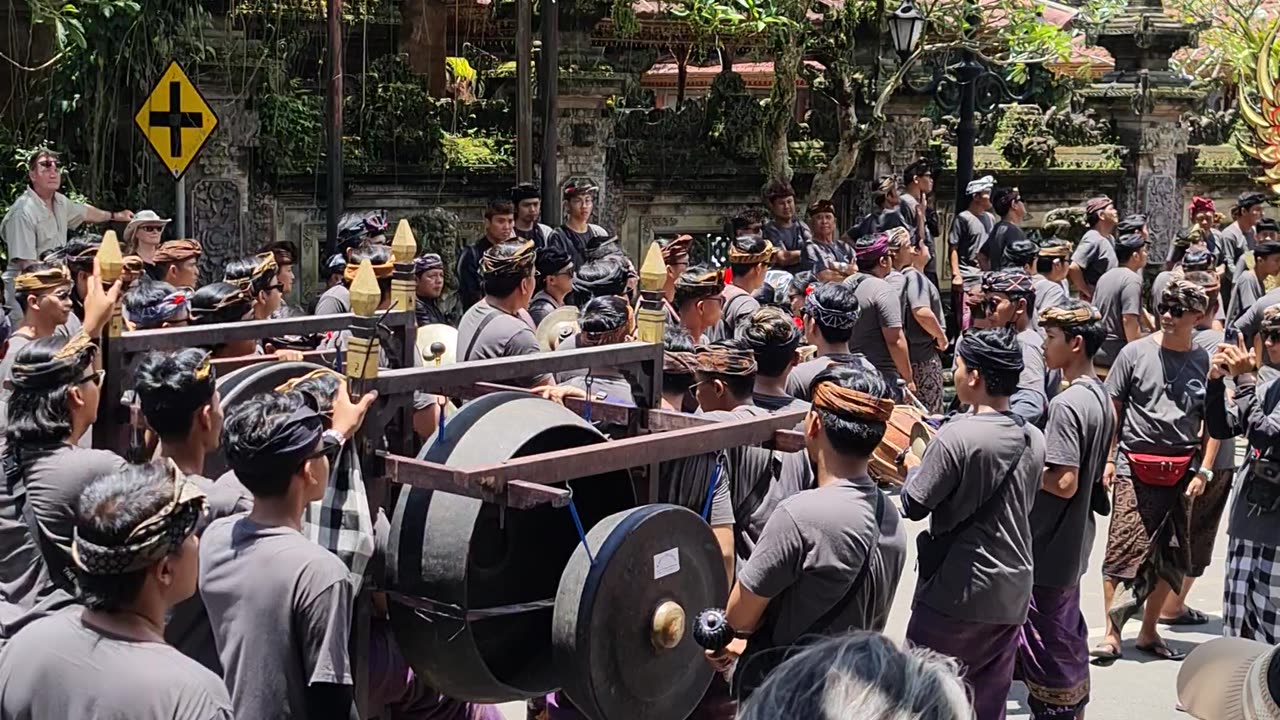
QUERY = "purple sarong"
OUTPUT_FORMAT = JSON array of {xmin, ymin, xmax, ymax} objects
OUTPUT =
[
  {"xmin": 906, "ymin": 602, "xmax": 1020, "ymax": 720},
  {"xmin": 1015, "ymin": 585, "xmax": 1090, "ymax": 719},
  {"xmin": 370, "ymin": 619, "xmax": 505, "ymax": 720}
]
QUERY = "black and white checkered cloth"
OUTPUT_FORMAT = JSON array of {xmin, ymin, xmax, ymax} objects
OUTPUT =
[
  {"xmin": 303, "ymin": 438, "xmax": 374, "ymax": 592},
  {"xmin": 1223, "ymin": 536, "xmax": 1280, "ymax": 644}
]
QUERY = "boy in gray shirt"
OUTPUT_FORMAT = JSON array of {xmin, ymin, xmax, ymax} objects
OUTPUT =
[
  {"xmin": 1091, "ymin": 233, "xmax": 1149, "ymax": 368},
  {"xmin": 1069, "ymin": 196, "xmax": 1119, "ymax": 300},
  {"xmin": 457, "ymin": 240, "xmax": 552, "ymax": 387},
  {"xmin": 706, "ymin": 363, "xmax": 905, "ymax": 699},
  {"xmin": 844, "ymin": 233, "xmax": 912, "ymax": 400},
  {"xmin": 902, "ymin": 326, "xmax": 1047, "ymax": 720},
  {"xmin": 200, "ymin": 386, "xmax": 377, "ymax": 720}
]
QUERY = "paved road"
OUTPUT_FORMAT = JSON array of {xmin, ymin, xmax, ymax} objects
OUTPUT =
[{"xmin": 497, "ymin": 488, "xmax": 1230, "ymax": 720}]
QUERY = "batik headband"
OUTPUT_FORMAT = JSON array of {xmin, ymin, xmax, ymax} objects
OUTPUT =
[
  {"xmin": 14, "ymin": 265, "xmax": 70, "ymax": 292},
  {"xmin": 803, "ymin": 292, "xmax": 860, "ymax": 330},
  {"xmin": 131, "ymin": 287, "xmax": 193, "ymax": 330},
  {"xmin": 727, "ymin": 239, "xmax": 775, "ymax": 266},
  {"xmin": 480, "ymin": 240, "xmax": 537, "ymax": 278},
  {"xmin": 190, "ymin": 289, "xmax": 253, "ymax": 324},
  {"xmin": 1084, "ymin": 196, "xmax": 1112, "ymax": 221},
  {"xmin": 9, "ymin": 330, "xmax": 98, "ymax": 391},
  {"xmin": 885, "ymin": 227, "xmax": 912, "ymax": 251},
  {"xmin": 1161, "ymin": 279, "xmax": 1209, "ymax": 313},
  {"xmin": 811, "ymin": 381, "xmax": 894, "ymax": 422},
  {"xmin": 1189, "ymin": 196, "xmax": 1215, "ymax": 216},
  {"xmin": 1039, "ymin": 304, "xmax": 1101, "ymax": 327},
  {"xmin": 854, "ymin": 233, "xmax": 890, "ymax": 260},
  {"xmin": 152, "ymin": 239, "xmax": 202, "ymax": 264},
  {"xmin": 663, "ymin": 351, "xmax": 699, "ymax": 377},
  {"xmin": 414, "ymin": 254, "xmax": 444, "ymax": 274},
  {"xmin": 1263, "ymin": 305, "xmax": 1280, "ymax": 334},
  {"xmin": 65, "ymin": 242, "xmax": 101, "ymax": 272},
  {"xmin": 695, "ymin": 345, "xmax": 757, "ymax": 377},
  {"xmin": 675, "ymin": 268, "xmax": 726, "ymax": 299},
  {"xmin": 227, "ymin": 253, "xmax": 279, "ymax": 292},
  {"xmin": 957, "ymin": 330, "xmax": 1024, "ymax": 374},
  {"xmin": 660, "ymin": 235, "xmax": 693, "ymax": 264},
  {"xmin": 1037, "ymin": 241, "xmax": 1072, "ymax": 259},
  {"xmin": 229, "ymin": 403, "xmax": 325, "ymax": 484},
  {"xmin": 981, "ymin": 269, "xmax": 1035, "ymax": 295},
  {"xmin": 72, "ymin": 460, "xmax": 206, "ymax": 576}
]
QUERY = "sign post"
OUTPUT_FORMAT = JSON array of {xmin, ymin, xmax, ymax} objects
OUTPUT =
[{"xmin": 134, "ymin": 61, "xmax": 219, "ymax": 239}]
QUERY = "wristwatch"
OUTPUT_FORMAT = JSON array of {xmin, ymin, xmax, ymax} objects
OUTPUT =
[{"xmin": 1195, "ymin": 467, "xmax": 1214, "ymax": 482}]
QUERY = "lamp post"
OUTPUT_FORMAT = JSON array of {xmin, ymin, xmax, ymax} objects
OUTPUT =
[{"xmin": 887, "ymin": 1, "xmax": 1041, "ymax": 214}]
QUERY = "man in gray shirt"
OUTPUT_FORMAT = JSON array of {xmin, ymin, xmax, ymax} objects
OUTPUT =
[
  {"xmin": 457, "ymin": 240, "xmax": 552, "ymax": 388},
  {"xmin": 0, "ymin": 463, "xmax": 232, "ymax": 720},
  {"xmin": 706, "ymin": 363, "xmax": 905, "ymax": 698},
  {"xmin": 1091, "ymin": 233, "xmax": 1149, "ymax": 369},
  {"xmin": 1069, "ymin": 196, "xmax": 1119, "ymax": 300},
  {"xmin": 1031, "ymin": 240, "xmax": 1072, "ymax": 331},
  {"xmin": 981, "ymin": 269, "xmax": 1047, "ymax": 426},
  {"xmin": 1096, "ymin": 279, "xmax": 1212, "ymax": 663},
  {"xmin": 1019, "ymin": 301, "xmax": 1115, "ymax": 716},
  {"xmin": 201, "ymin": 387, "xmax": 376, "ymax": 720},
  {"xmin": 1207, "ymin": 306, "xmax": 1280, "ymax": 643},
  {"xmin": 901, "ymin": 238, "xmax": 948, "ymax": 413},
  {"xmin": 1220, "ymin": 191, "xmax": 1266, "ymax": 302},
  {"xmin": 844, "ymin": 233, "xmax": 913, "ymax": 400},
  {"xmin": 707, "ymin": 234, "xmax": 769, "ymax": 342},
  {"xmin": 949, "ymin": 175, "xmax": 996, "ymax": 329},
  {"xmin": 1228, "ymin": 239, "xmax": 1280, "ymax": 326},
  {"xmin": 902, "ymin": 326, "xmax": 1046, "ymax": 720},
  {"xmin": 762, "ymin": 183, "xmax": 812, "ymax": 270},
  {"xmin": 787, "ymin": 282, "xmax": 870, "ymax": 401},
  {"xmin": 738, "ymin": 306, "xmax": 810, "ymax": 415},
  {"xmin": 899, "ymin": 159, "xmax": 937, "ymax": 284}
]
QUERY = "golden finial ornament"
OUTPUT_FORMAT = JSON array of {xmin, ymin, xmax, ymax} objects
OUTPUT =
[
  {"xmin": 349, "ymin": 259, "xmax": 381, "ymax": 317},
  {"xmin": 98, "ymin": 230, "xmax": 123, "ymax": 284},
  {"xmin": 391, "ymin": 219, "xmax": 417, "ymax": 263}
]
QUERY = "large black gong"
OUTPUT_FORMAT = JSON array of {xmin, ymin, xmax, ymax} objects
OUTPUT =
[
  {"xmin": 552, "ymin": 505, "xmax": 727, "ymax": 720},
  {"xmin": 203, "ymin": 361, "xmax": 328, "ymax": 478},
  {"xmin": 387, "ymin": 392, "xmax": 637, "ymax": 703}
]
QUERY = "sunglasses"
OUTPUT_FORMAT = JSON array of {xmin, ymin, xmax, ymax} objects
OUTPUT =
[
  {"xmin": 138, "ymin": 225, "xmax": 165, "ymax": 233},
  {"xmin": 1156, "ymin": 302, "xmax": 1189, "ymax": 317},
  {"xmin": 306, "ymin": 441, "xmax": 343, "ymax": 464},
  {"xmin": 36, "ymin": 160, "xmax": 59, "ymax": 170},
  {"xmin": 76, "ymin": 369, "xmax": 104, "ymax": 387},
  {"xmin": 1265, "ymin": 331, "xmax": 1280, "ymax": 343},
  {"xmin": 49, "ymin": 288, "xmax": 72, "ymax": 301}
]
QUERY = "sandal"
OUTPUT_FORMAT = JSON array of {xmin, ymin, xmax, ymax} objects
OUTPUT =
[
  {"xmin": 1089, "ymin": 641, "xmax": 1123, "ymax": 665},
  {"xmin": 1159, "ymin": 607, "xmax": 1210, "ymax": 626},
  {"xmin": 1135, "ymin": 640, "xmax": 1187, "ymax": 661}
]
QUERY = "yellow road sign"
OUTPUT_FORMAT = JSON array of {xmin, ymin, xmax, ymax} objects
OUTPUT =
[{"xmin": 134, "ymin": 61, "xmax": 219, "ymax": 180}]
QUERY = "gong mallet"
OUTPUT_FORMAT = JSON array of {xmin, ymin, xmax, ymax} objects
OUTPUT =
[
  {"xmin": 692, "ymin": 607, "xmax": 736, "ymax": 655},
  {"xmin": 896, "ymin": 378, "xmax": 930, "ymax": 415}
]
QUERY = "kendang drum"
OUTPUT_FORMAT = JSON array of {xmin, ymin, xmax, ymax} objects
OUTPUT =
[{"xmin": 869, "ymin": 405, "xmax": 936, "ymax": 486}]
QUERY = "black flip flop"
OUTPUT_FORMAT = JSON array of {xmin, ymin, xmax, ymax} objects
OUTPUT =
[
  {"xmin": 1089, "ymin": 641, "xmax": 1123, "ymax": 665},
  {"xmin": 1135, "ymin": 640, "xmax": 1186, "ymax": 661},
  {"xmin": 1159, "ymin": 607, "xmax": 1210, "ymax": 626}
]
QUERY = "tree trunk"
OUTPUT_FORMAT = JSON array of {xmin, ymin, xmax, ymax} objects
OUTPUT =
[{"xmin": 760, "ymin": 35, "xmax": 802, "ymax": 188}]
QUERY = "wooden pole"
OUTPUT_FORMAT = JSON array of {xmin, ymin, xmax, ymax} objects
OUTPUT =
[
  {"xmin": 516, "ymin": 0, "xmax": 534, "ymax": 183},
  {"xmin": 326, "ymin": 0, "xmax": 345, "ymax": 259},
  {"xmin": 539, "ymin": 0, "xmax": 560, "ymax": 221}
]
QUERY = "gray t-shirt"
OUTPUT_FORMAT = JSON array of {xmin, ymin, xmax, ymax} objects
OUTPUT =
[
  {"xmin": 1235, "ymin": 287, "xmax": 1280, "ymax": 344},
  {"xmin": 763, "ymin": 220, "xmax": 813, "ymax": 267},
  {"xmin": 899, "ymin": 192, "xmax": 933, "ymax": 256},
  {"xmin": 1192, "ymin": 328, "xmax": 1237, "ymax": 471},
  {"xmin": 903, "ymin": 412, "xmax": 1047, "ymax": 625},
  {"xmin": 561, "ymin": 372, "xmax": 637, "ymax": 406},
  {"xmin": 949, "ymin": 210, "xmax": 993, "ymax": 281},
  {"xmin": 165, "ymin": 472, "xmax": 254, "ymax": 674},
  {"xmin": 1032, "ymin": 378, "xmax": 1114, "ymax": 587},
  {"xmin": 753, "ymin": 392, "xmax": 810, "ymax": 415},
  {"xmin": 1228, "ymin": 268, "xmax": 1265, "ymax": 327},
  {"xmin": 844, "ymin": 273, "xmax": 903, "ymax": 384},
  {"xmin": 199, "ymin": 516, "xmax": 357, "ymax": 720},
  {"xmin": 313, "ymin": 283, "xmax": 350, "ymax": 315},
  {"xmin": 0, "ymin": 610, "xmax": 233, "ymax": 719},
  {"xmin": 0, "ymin": 333, "xmax": 34, "ymax": 456},
  {"xmin": 456, "ymin": 299, "xmax": 550, "ymax": 387},
  {"xmin": 739, "ymin": 476, "xmax": 906, "ymax": 646},
  {"xmin": 1106, "ymin": 336, "xmax": 1209, "ymax": 476},
  {"xmin": 707, "ymin": 284, "xmax": 760, "ymax": 343},
  {"xmin": 1072, "ymin": 229, "xmax": 1117, "ymax": 290},
  {"xmin": 1012, "ymin": 328, "xmax": 1048, "ymax": 428},
  {"xmin": 1092, "ymin": 266, "xmax": 1143, "ymax": 367},
  {"xmin": 1030, "ymin": 274, "xmax": 1069, "ymax": 330},
  {"xmin": 1220, "ymin": 222, "xmax": 1255, "ymax": 278},
  {"xmin": 785, "ymin": 353, "xmax": 874, "ymax": 401},
  {"xmin": 901, "ymin": 267, "xmax": 944, "ymax": 360}
]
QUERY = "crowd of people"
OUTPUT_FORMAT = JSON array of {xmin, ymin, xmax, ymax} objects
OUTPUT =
[{"xmin": 0, "ymin": 143, "xmax": 1274, "ymax": 720}]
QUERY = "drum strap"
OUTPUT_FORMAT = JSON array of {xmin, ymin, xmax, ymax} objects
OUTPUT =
[{"xmin": 462, "ymin": 310, "xmax": 502, "ymax": 362}]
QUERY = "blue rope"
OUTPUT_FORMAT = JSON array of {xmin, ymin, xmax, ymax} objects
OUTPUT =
[
  {"xmin": 437, "ymin": 401, "xmax": 447, "ymax": 443},
  {"xmin": 701, "ymin": 456, "xmax": 726, "ymax": 521},
  {"xmin": 566, "ymin": 488, "xmax": 595, "ymax": 565}
]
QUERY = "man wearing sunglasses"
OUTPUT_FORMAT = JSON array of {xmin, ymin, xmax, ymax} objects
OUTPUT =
[{"xmin": 0, "ymin": 149, "xmax": 133, "ymax": 325}]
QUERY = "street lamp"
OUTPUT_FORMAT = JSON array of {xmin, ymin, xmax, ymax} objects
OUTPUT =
[
  {"xmin": 889, "ymin": 1, "xmax": 927, "ymax": 59},
  {"xmin": 887, "ymin": 0, "xmax": 1042, "ymax": 214}
]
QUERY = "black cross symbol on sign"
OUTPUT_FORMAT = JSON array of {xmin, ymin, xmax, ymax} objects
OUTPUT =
[{"xmin": 148, "ymin": 81, "xmax": 204, "ymax": 158}]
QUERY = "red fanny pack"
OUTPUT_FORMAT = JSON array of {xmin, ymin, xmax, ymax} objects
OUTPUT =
[{"xmin": 1126, "ymin": 452, "xmax": 1195, "ymax": 487}]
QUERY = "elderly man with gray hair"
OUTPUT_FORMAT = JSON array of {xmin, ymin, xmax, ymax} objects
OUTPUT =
[{"xmin": 0, "ymin": 148, "xmax": 133, "ymax": 325}]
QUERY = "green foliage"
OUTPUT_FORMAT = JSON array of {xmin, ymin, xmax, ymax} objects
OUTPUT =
[
  {"xmin": 229, "ymin": 0, "xmax": 399, "ymax": 22},
  {"xmin": 407, "ymin": 208, "xmax": 462, "ymax": 291},
  {"xmin": 441, "ymin": 132, "xmax": 514, "ymax": 170},
  {"xmin": 668, "ymin": 0, "xmax": 799, "ymax": 39},
  {"xmin": 256, "ymin": 80, "xmax": 324, "ymax": 179}
]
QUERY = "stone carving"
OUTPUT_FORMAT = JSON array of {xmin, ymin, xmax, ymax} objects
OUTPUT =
[
  {"xmin": 873, "ymin": 117, "xmax": 934, "ymax": 180},
  {"xmin": 1141, "ymin": 173, "xmax": 1179, "ymax": 261},
  {"xmin": 192, "ymin": 179, "xmax": 244, "ymax": 286},
  {"xmin": 1139, "ymin": 124, "xmax": 1189, "ymax": 160}
]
